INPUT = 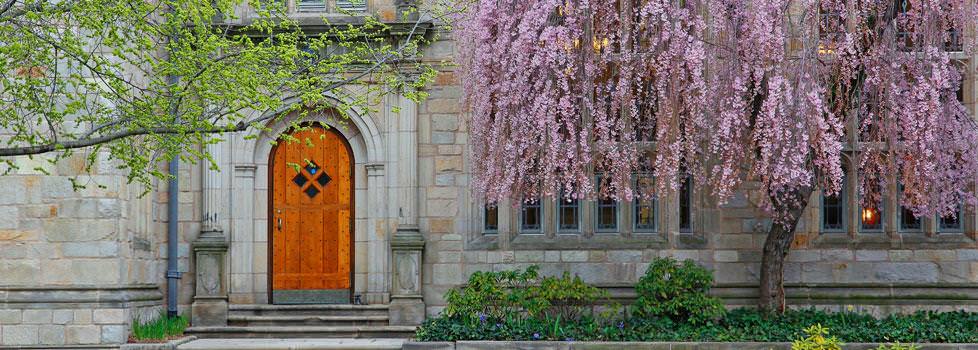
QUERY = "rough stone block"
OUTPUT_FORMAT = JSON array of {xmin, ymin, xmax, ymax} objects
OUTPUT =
[
  {"xmin": 22, "ymin": 309, "xmax": 52, "ymax": 324},
  {"xmin": 431, "ymin": 132, "xmax": 455, "ymax": 145},
  {"xmin": 890, "ymin": 250, "xmax": 914, "ymax": 261},
  {"xmin": 822, "ymin": 249, "xmax": 854, "ymax": 261},
  {"xmin": 570, "ymin": 264, "xmax": 635, "ymax": 284},
  {"xmin": 0, "ymin": 260, "xmax": 40, "ymax": 284},
  {"xmin": 93, "ymin": 309, "xmax": 125, "ymax": 324},
  {"xmin": 432, "ymin": 264, "xmax": 463, "ymax": 285},
  {"xmin": 52, "ymin": 310, "xmax": 73, "ymax": 325},
  {"xmin": 426, "ymin": 99, "xmax": 461, "ymax": 114},
  {"xmin": 66, "ymin": 325, "xmax": 100, "ymax": 344},
  {"xmin": 855, "ymin": 250, "xmax": 888, "ymax": 262},
  {"xmin": 38, "ymin": 325, "xmax": 65, "ymax": 345},
  {"xmin": 713, "ymin": 250, "xmax": 739, "ymax": 263},
  {"xmin": 544, "ymin": 251, "xmax": 561, "ymax": 262},
  {"xmin": 73, "ymin": 309, "xmax": 93, "ymax": 324},
  {"xmin": 608, "ymin": 250, "xmax": 643, "ymax": 263},
  {"xmin": 958, "ymin": 249, "xmax": 978, "ymax": 261},
  {"xmin": 787, "ymin": 250, "xmax": 820, "ymax": 262},
  {"xmin": 69, "ymin": 260, "xmax": 120, "ymax": 284},
  {"xmin": 438, "ymin": 251, "xmax": 462, "ymax": 263},
  {"xmin": 3, "ymin": 325, "xmax": 39, "ymax": 345},
  {"xmin": 937, "ymin": 262, "xmax": 971, "ymax": 282},
  {"xmin": 515, "ymin": 250, "xmax": 544, "ymax": 263},
  {"xmin": 100, "ymin": 325, "xmax": 127, "ymax": 344},
  {"xmin": 62, "ymin": 242, "xmax": 119, "ymax": 258},
  {"xmin": 561, "ymin": 250, "xmax": 588, "ymax": 262},
  {"xmin": 427, "ymin": 200, "xmax": 458, "ymax": 217},
  {"xmin": 431, "ymin": 115, "xmax": 459, "ymax": 131},
  {"xmin": 427, "ymin": 187, "xmax": 457, "ymax": 199},
  {"xmin": 915, "ymin": 250, "xmax": 956, "ymax": 261},
  {"xmin": 434, "ymin": 157, "xmax": 462, "ymax": 173},
  {"xmin": 434, "ymin": 174, "xmax": 455, "ymax": 186},
  {"xmin": 0, "ymin": 206, "xmax": 18, "ymax": 229},
  {"xmin": 0, "ymin": 309, "xmax": 22, "ymax": 323}
]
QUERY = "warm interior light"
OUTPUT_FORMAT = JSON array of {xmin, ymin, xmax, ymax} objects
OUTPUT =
[{"xmin": 862, "ymin": 208, "xmax": 879, "ymax": 226}]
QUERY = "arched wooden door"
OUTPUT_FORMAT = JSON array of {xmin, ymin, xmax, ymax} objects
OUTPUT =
[{"xmin": 269, "ymin": 126, "xmax": 353, "ymax": 304}]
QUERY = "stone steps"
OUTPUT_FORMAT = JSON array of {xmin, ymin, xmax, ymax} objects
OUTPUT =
[
  {"xmin": 177, "ymin": 338, "xmax": 407, "ymax": 350},
  {"xmin": 228, "ymin": 304, "xmax": 390, "ymax": 317},
  {"xmin": 186, "ymin": 304, "xmax": 416, "ymax": 339},
  {"xmin": 185, "ymin": 325, "xmax": 418, "ymax": 339},
  {"xmin": 228, "ymin": 314, "xmax": 391, "ymax": 327}
]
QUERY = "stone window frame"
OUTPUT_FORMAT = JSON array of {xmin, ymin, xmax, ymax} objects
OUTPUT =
[
  {"xmin": 812, "ymin": 61, "xmax": 978, "ymax": 246},
  {"xmin": 896, "ymin": 183, "xmax": 924, "ymax": 233},
  {"xmin": 482, "ymin": 204, "xmax": 499, "ymax": 234},
  {"xmin": 594, "ymin": 199, "xmax": 621, "ymax": 234},
  {"xmin": 820, "ymin": 171, "xmax": 849, "ymax": 234},
  {"xmin": 520, "ymin": 197, "xmax": 545, "ymax": 235},
  {"xmin": 282, "ymin": 0, "xmax": 366, "ymax": 13},
  {"xmin": 556, "ymin": 193, "xmax": 582, "ymax": 234}
]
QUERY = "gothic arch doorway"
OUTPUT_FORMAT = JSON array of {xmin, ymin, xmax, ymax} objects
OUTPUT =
[{"xmin": 268, "ymin": 125, "xmax": 354, "ymax": 304}]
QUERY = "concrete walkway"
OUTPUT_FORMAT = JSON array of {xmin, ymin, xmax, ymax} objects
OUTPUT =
[{"xmin": 177, "ymin": 338, "xmax": 406, "ymax": 350}]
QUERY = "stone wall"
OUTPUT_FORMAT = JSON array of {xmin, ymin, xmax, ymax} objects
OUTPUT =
[
  {"xmin": 413, "ymin": 29, "xmax": 978, "ymax": 317},
  {"xmin": 0, "ymin": 152, "xmax": 166, "ymax": 346}
]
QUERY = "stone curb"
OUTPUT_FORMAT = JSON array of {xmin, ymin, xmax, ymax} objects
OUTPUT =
[
  {"xmin": 120, "ymin": 336, "xmax": 197, "ymax": 350},
  {"xmin": 403, "ymin": 341, "xmax": 978, "ymax": 350}
]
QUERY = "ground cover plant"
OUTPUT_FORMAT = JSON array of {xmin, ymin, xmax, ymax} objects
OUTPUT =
[
  {"xmin": 417, "ymin": 259, "xmax": 978, "ymax": 344},
  {"xmin": 130, "ymin": 312, "xmax": 189, "ymax": 342}
]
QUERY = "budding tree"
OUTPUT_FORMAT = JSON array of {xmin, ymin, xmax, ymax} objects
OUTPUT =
[{"xmin": 0, "ymin": 0, "xmax": 434, "ymax": 185}]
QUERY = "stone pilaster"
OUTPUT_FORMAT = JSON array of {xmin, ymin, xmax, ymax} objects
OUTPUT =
[
  {"xmin": 389, "ymin": 226, "xmax": 425, "ymax": 325},
  {"xmin": 389, "ymin": 83, "xmax": 424, "ymax": 323},
  {"xmin": 192, "ymin": 143, "xmax": 229, "ymax": 326}
]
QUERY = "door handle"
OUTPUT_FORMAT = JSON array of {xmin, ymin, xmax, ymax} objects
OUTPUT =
[{"xmin": 277, "ymin": 217, "xmax": 282, "ymax": 231}]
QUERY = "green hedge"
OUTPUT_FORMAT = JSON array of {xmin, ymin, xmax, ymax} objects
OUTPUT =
[
  {"xmin": 416, "ymin": 308, "xmax": 978, "ymax": 343},
  {"xmin": 416, "ymin": 260, "xmax": 978, "ymax": 343}
]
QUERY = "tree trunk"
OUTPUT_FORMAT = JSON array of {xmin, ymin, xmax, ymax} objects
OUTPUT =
[{"xmin": 758, "ymin": 186, "xmax": 813, "ymax": 313}]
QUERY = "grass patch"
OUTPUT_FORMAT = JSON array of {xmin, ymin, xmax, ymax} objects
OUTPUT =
[{"xmin": 131, "ymin": 312, "xmax": 189, "ymax": 342}]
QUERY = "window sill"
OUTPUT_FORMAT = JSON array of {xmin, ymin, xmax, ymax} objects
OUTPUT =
[
  {"xmin": 508, "ymin": 233, "xmax": 667, "ymax": 250},
  {"xmin": 812, "ymin": 232, "xmax": 976, "ymax": 249}
]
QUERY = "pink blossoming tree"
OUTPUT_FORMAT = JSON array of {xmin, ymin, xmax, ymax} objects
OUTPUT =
[{"xmin": 455, "ymin": 0, "xmax": 978, "ymax": 312}]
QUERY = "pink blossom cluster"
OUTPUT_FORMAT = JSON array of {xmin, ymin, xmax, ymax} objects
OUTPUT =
[{"xmin": 455, "ymin": 0, "xmax": 978, "ymax": 219}]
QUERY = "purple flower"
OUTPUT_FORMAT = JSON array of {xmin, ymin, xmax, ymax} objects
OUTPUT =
[
  {"xmin": 565, "ymin": 338, "xmax": 575, "ymax": 342},
  {"xmin": 617, "ymin": 321, "xmax": 624, "ymax": 330},
  {"xmin": 477, "ymin": 313, "xmax": 487, "ymax": 323},
  {"xmin": 532, "ymin": 333, "xmax": 540, "ymax": 340}
]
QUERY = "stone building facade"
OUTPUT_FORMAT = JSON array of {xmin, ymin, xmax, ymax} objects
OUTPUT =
[{"xmin": 1, "ymin": 0, "xmax": 978, "ymax": 347}]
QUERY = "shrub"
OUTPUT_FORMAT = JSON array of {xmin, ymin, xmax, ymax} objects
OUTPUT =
[
  {"xmin": 131, "ymin": 312, "xmax": 188, "ymax": 341},
  {"xmin": 876, "ymin": 344, "xmax": 920, "ymax": 350},
  {"xmin": 791, "ymin": 324, "xmax": 843, "ymax": 350},
  {"xmin": 418, "ymin": 266, "xmax": 614, "ymax": 342},
  {"xmin": 443, "ymin": 266, "xmax": 608, "ymax": 321},
  {"xmin": 443, "ymin": 265, "xmax": 541, "ymax": 320},
  {"xmin": 632, "ymin": 257, "xmax": 725, "ymax": 324}
]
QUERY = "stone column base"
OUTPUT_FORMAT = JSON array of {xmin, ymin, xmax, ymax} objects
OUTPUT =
[
  {"xmin": 191, "ymin": 297, "xmax": 228, "ymax": 327},
  {"xmin": 389, "ymin": 296, "xmax": 425, "ymax": 325}
]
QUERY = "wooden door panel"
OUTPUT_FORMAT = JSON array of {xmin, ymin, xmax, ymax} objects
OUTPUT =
[{"xmin": 270, "ymin": 126, "xmax": 353, "ymax": 303}]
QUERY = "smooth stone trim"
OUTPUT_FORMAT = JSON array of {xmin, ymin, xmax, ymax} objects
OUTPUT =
[
  {"xmin": 588, "ymin": 283, "xmax": 978, "ymax": 306},
  {"xmin": 0, "ymin": 284, "xmax": 163, "ymax": 309},
  {"xmin": 271, "ymin": 289, "xmax": 351, "ymax": 304},
  {"xmin": 404, "ymin": 342, "xmax": 978, "ymax": 350},
  {"xmin": 119, "ymin": 336, "xmax": 197, "ymax": 350}
]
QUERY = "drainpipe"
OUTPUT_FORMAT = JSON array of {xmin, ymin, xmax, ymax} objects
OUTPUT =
[
  {"xmin": 164, "ymin": 11, "xmax": 181, "ymax": 318},
  {"xmin": 166, "ymin": 149, "xmax": 180, "ymax": 318}
]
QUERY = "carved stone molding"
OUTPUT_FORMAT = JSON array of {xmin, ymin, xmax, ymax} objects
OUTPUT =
[
  {"xmin": 389, "ymin": 225, "xmax": 425, "ymax": 325},
  {"xmin": 192, "ymin": 231, "xmax": 229, "ymax": 327}
]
